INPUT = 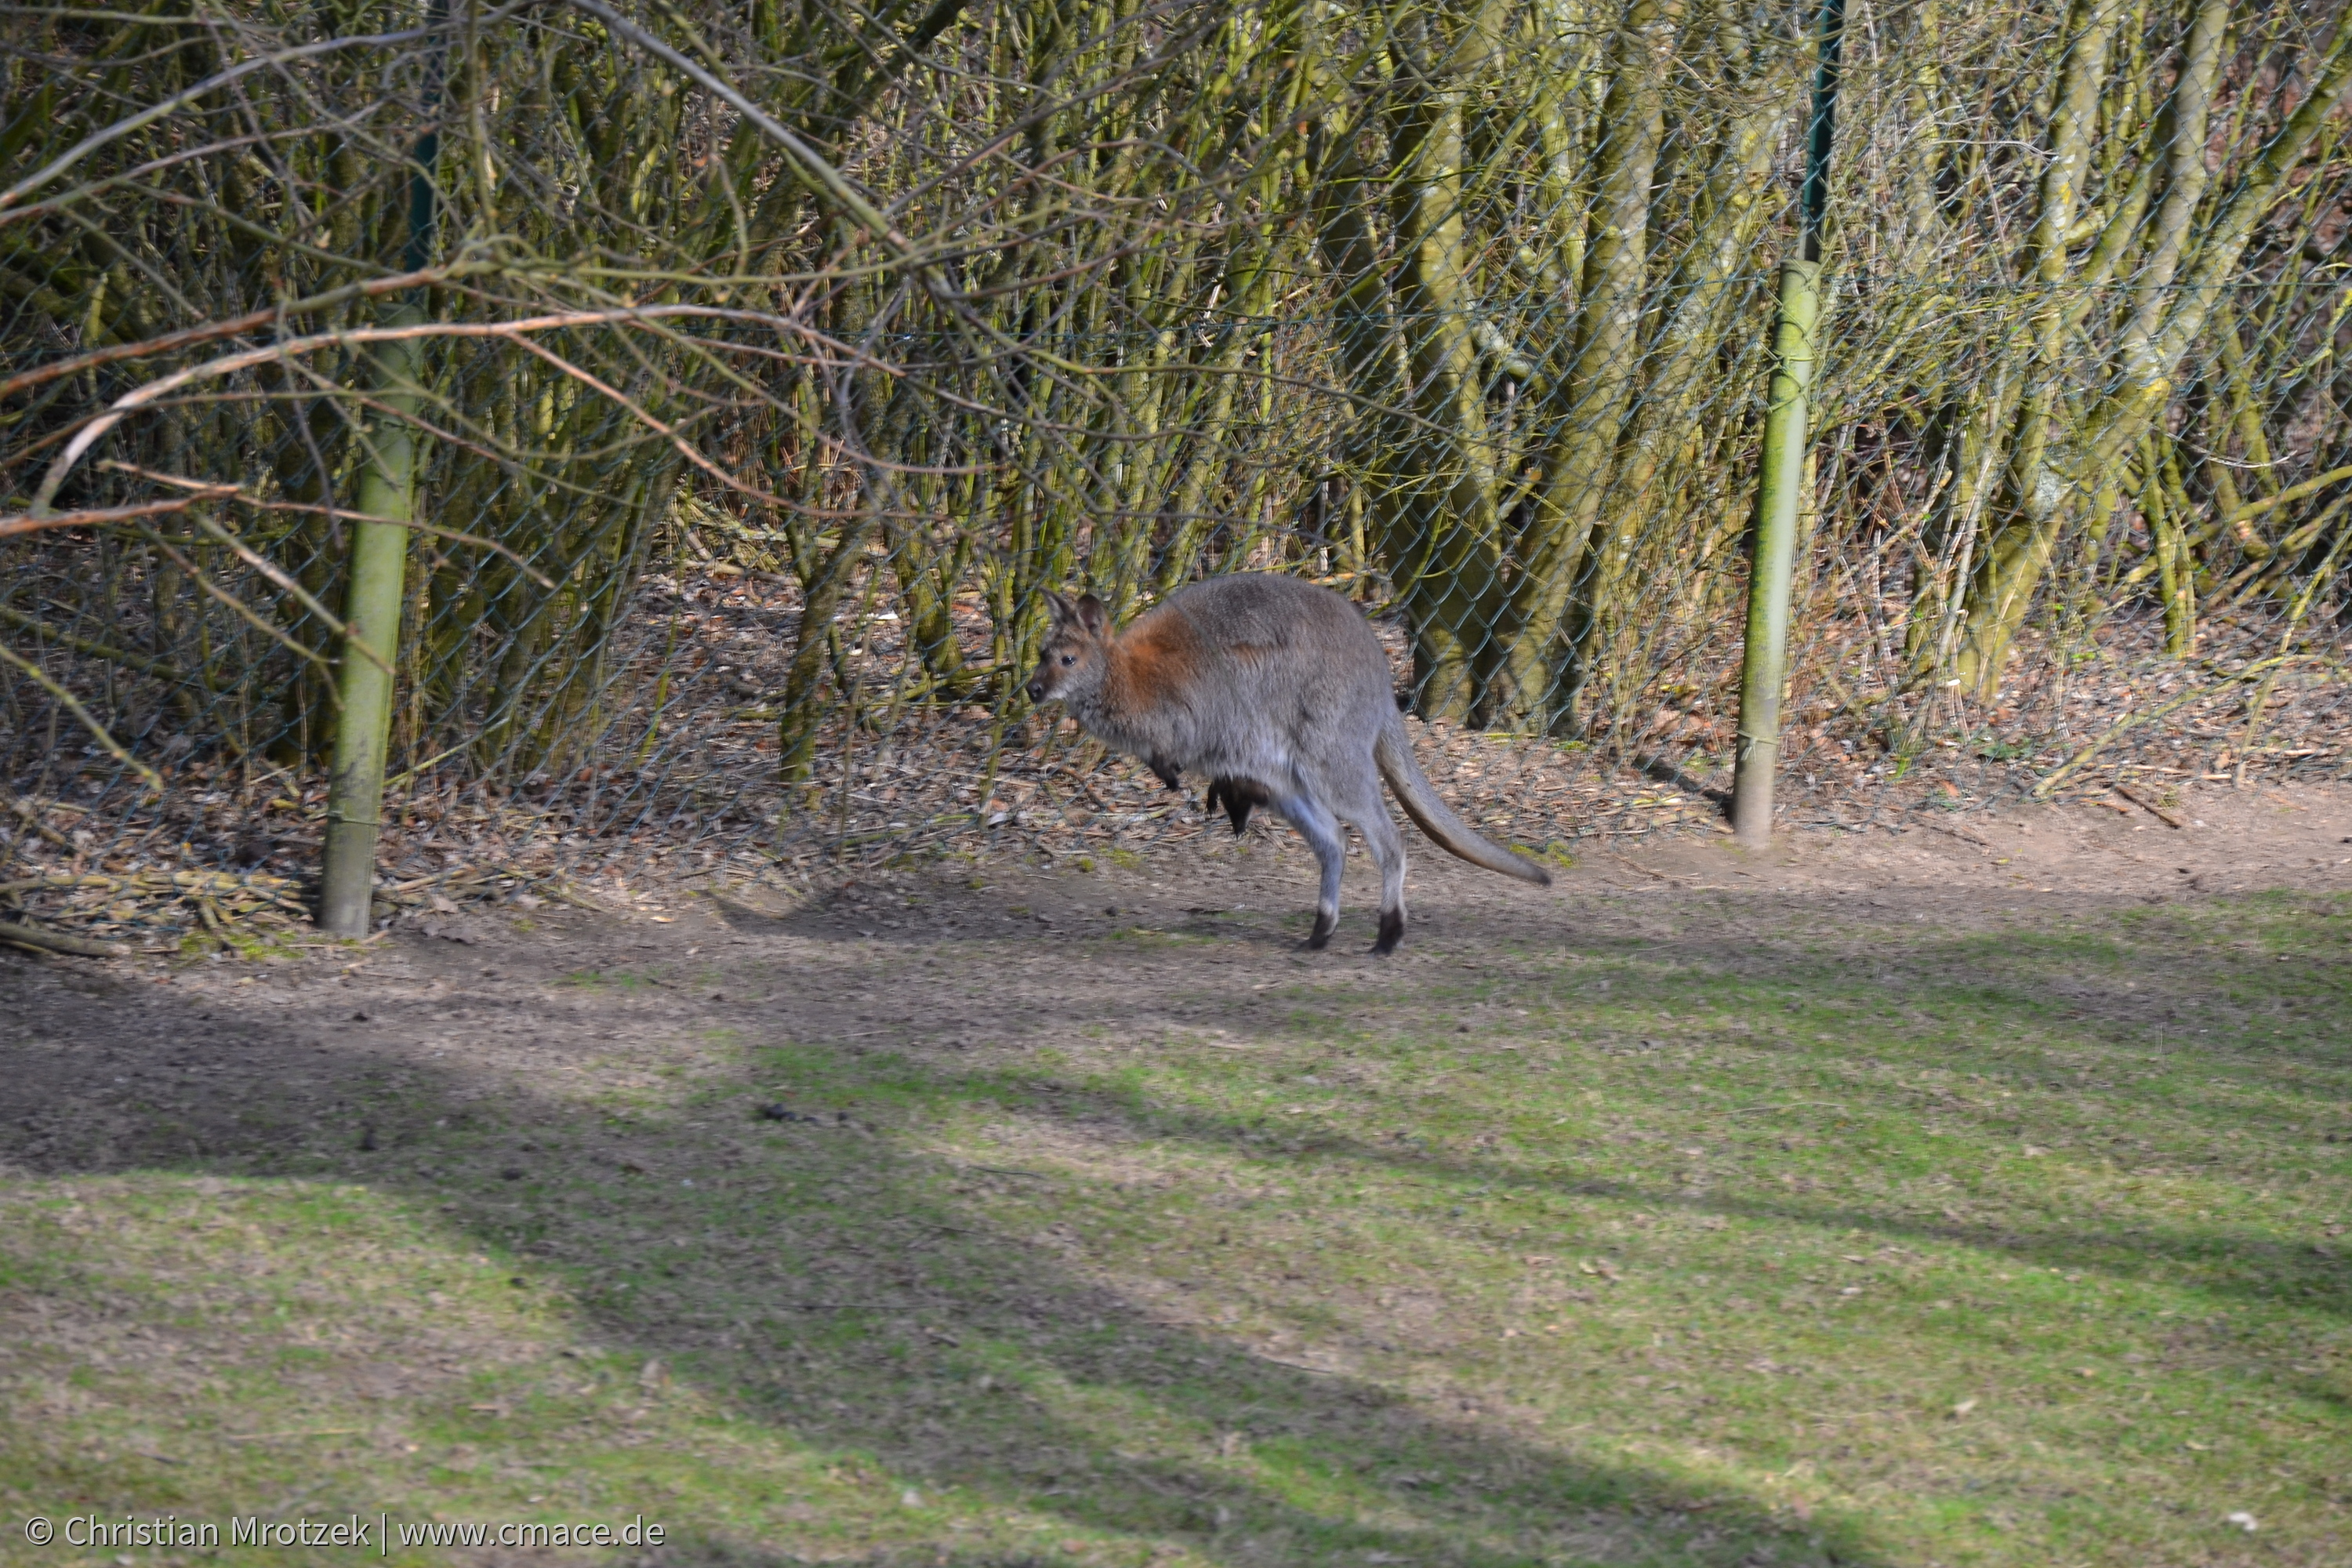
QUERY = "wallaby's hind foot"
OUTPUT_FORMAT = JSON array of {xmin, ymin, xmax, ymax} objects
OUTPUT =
[
  {"xmin": 1373, "ymin": 906, "xmax": 1404, "ymax": 956},
  {"xmin": 1308, "ymin": 908, "xmax": 1338, "ymax": 949}
]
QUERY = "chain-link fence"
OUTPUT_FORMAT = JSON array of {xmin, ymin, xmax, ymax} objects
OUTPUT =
[{"xmin": 5, "ymin": 0, "xmax": 2350, "ymax": 949}]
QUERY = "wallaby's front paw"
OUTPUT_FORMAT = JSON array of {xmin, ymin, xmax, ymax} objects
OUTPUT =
[
  {"xmin": 1372, "ymin": 906, "xmax": 1404, "ymax": 956},
  {"xmin": 1307, "ymin": 909, "xmax": 1338, "ymax": 949}
]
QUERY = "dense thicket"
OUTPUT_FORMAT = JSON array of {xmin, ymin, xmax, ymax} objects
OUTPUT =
[{"xmin": 3, "ymin": 0, "xmax": 2348, "ymax": 797}]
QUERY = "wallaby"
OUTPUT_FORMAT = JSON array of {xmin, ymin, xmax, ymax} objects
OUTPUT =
[{"xmin": 1023, "ymin": 573, "xmax": 1551, "ymax": 954}]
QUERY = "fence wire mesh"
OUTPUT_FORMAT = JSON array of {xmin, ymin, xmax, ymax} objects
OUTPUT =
[{"xmin": 4, "ymin": 0, "xmax": 2351, "ymax": 950}]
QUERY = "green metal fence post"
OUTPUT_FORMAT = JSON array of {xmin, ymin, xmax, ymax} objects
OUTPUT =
[
  {"xmin": 1730, "ymin": 0, "xmax": 1842, "ymax": 848},
  {"xmin": 318, "ymin": 310, "xmax": 426, "ymax": 935},
  {"xmin": 1730, "ymin": 261, "xmax": 1821, "ymax": 847},
  {"xmin": 318, "ymin": 5, "xmax": 445, "ymax": 935}
]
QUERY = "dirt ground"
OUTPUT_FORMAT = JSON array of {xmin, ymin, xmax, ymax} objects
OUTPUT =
[
  {"xmin": 3, "ymin": 780, "xmax": 2349, "ymax": 1565},
  {"xmin": 10, "ymin": 780, "xmax": 2349, "ymax": 1163}
]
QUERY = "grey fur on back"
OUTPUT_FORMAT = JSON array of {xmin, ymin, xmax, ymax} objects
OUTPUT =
[
  {"xmin": 1103, "ymin": 573, "xmax": 1392, "ymax": 791},
  {"xmin": 1025, "ymin": 573, "xmax": 1550, "ymax": 955}
]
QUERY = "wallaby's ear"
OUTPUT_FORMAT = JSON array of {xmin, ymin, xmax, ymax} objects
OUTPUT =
[
  {"xmin": 1074, "ymin": 593, "xmax": 1109, "ymax": 637},
  {"xmin": 1044, "ymin": 590, "xmax": 1076, "ymax": 625}
]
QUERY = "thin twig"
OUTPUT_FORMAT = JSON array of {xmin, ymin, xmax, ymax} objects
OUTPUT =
[
  {"xmin": 0, "ymin": 494, "xmax": 224, "ymax": 537},
  {"xmin": 0, "ymin": 644, "xmax": 162, "ymax": 790},
  {"xmin": 0, "ymin": 920, "xmax": 127, "ymax": 957},
  {"xmin": 0, "ymin": 261, "xmax": 496, "ymax": 400},
  {"xmin": 2111, "ymin": 783, "xmax": 2184, "ymax": 828}
]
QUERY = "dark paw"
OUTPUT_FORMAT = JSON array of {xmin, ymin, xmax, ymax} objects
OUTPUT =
[
  {"xmin": 1308, "ymin": 910, "xmax": 1337, "ymax": 950},
  {"xmin": 1372, "ymin": 907, "xmax": 1404, "ymax": 956}
]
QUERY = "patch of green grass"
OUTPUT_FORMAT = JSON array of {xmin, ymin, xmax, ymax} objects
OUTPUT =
[
  {"xmin": 5, "ymin": 891, "xmax": 2348, "ymax": 1565},
  {"xmin": 1108, "ymin": 925, "xmax": 1201, "ymax": 946}
]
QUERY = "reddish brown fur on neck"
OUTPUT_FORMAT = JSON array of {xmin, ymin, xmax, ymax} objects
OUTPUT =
[{"xmin": 1102, "ymin": 609, "xmax": 1204, "ymax": 716}]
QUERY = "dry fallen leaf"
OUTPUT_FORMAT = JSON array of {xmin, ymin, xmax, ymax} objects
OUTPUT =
[{"xmin": 1950, "ymin": 1398, "xmax": 1978, "ymax": 1418}]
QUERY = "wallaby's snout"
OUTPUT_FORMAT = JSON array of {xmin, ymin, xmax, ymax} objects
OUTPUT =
[{"xmin": 1025, "ymin": 590, "xmax": 1110, "ymax": 706}]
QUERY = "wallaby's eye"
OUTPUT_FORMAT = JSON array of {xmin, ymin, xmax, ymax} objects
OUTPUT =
[{"xmin": 1060, "ymin": 654, "xmax": 1075, "ymax": 666}]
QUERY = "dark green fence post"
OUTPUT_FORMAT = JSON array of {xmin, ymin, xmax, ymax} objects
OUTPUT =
[{"xmin": 1731, "ymin": 0, "xmax": 1843, "ymax": 848}]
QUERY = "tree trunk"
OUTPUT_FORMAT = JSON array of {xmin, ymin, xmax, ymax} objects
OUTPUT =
[{"xmin": 1500, "ymin": 0, "xmax": 1671, "ymax": 731}]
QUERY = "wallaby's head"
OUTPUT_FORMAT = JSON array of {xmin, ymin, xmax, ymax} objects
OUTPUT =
[{"xmin": 1025, "ymin": 591, "xmax": 1111, "ymax": 706}]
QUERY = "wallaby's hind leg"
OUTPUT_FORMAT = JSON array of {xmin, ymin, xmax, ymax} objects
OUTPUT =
[
  {"xmin": 1360, "ymin": 811, "xmax": 1407, "ymax": 955},
  {"xmin": 1330, "ymin": 771, "xmax": 1408, "ymax": 955},
  {"xmin": 1316, "ymin": 754, "xmax": 1406, "ymax": 953},
  {"xmin": 1272, "ymin": 791, "xmax": 1348, "ymax": 949}
]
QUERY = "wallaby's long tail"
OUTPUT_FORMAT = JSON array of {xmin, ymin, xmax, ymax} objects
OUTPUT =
[{"xmin": 1374, "ymin": 719, "xmax": 1552, "ymax": 886}]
